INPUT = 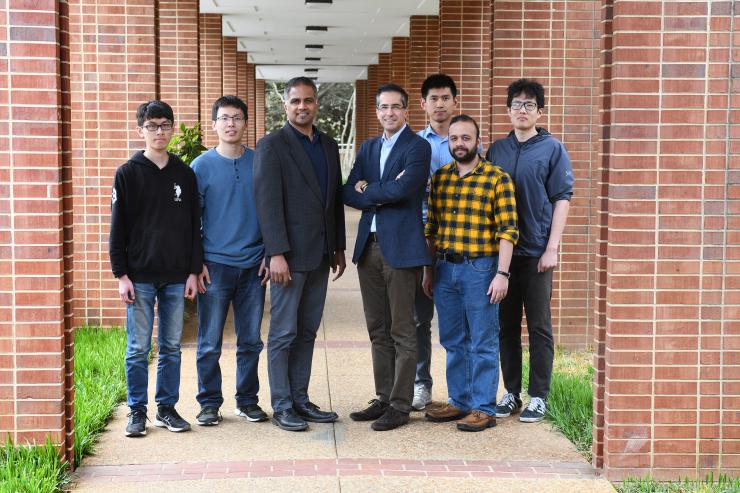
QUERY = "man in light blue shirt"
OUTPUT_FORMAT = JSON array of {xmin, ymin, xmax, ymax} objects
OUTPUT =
[
  {"xmin": 412, "ymin": 74, "xmax": 459, "ymax": 410},
  {"xmin": 191, "ymin": 96, "xmax": 269, "ymax": 427}
]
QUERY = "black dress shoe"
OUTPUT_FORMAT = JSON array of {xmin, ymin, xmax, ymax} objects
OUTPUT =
[
  {"xmin": 294, "ymin": 402, "xmax": 338, "ymax": 423},
  {"xmin": 271, "ymin": 409, "xmax": 308, "ymax": 431},
  {"xmin": 349, "ymin": 399, "xmax": 389, "ymax": 421},
  {"xmin": 371, "ymin": 406, "xmax": 409, "ymax": 431}
]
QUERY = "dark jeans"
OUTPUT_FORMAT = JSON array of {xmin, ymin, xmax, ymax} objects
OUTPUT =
[
  {"xmin": 414, "ymin": 283, "xmax": 434, "ymax": 390},
  {"xmin": 267, "ymin": 258, "xmax": 330, "ymax": 412},
  {"xmin": 499, "ymin": 255, "xmax": 554, "ymax": 399},
  {"xmin": 196, "ymin": 261, "xmax": 265, "ymax": 409},
  {"xmin": 357, "ymin": 242, "xmax": 420, "ymax": 413}
]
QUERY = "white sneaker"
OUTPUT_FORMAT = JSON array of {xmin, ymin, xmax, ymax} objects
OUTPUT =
[{"xmin": 412, "ymin": 384, "xmax": 431, "ymax": 411}]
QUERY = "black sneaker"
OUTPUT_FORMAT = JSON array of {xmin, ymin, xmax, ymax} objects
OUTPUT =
[
  {"xmin": 125, "ymin": 409, "xmax": 147, "ymax": 437},
  {"xmin": 349, "ymin": 399, "xmax": 389, "ymax": 421},
  {"xmin": 371, "ymin": 407, "xmax": 409, "ymax": 431},
  {"xmin": 519, "ymin": 397, "xmax": 546, "ymax": 423},
  {"xmin": 153, "ymin": 405, "xmax": 191, "ymax": 432},
  {"xmin": 196, "ymin": 407, "xmax": 222, "ymax": 426},
  {"xmin": 495, "ymin": 392, "xmax": 522, "ymax": 418},
  {"xmin": 235, "ymin": 404, "xmax": 268, "ymax": 422}
]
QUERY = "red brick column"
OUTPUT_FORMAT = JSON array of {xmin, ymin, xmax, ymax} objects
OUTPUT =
[
  {"xmin": 236, "ymin": 52, "xmax": 251, "ymax": 146},
  {"xmin": 158, "ymin": 0, "xmax": 200, "ymax": 126},
  {"xmin": 199, "ymin": 13, "xmax": 222, "ymax": 147},
  {"xmin": 490, "ymin": 1, "xmax": 601, "ymax": 349},
  {"xmin": 69, "ymin": 0, "xmax": 157, "ymax": 330},
  {"xmin": 439, "ymin": 0, "xmax": 492, "ymax": 143},
  {"xmin": 245, "ymin": 62, "xmax": 257, "ymax": 147},
  {"xmin": 390, "ymin": 37, "xmax": 410, "ymax": 90},
  {"xmin": 596, "ymin": 0, "xmax": 740, "ymax": 480},
  {"xmin": 222, "ymin": 36, "xmax": 237, "ymax": 97},
  {"xmin": 354, "ymin": 79, "xmax": 369, "ymax": 149},
  {"xmin": 408, "ymin": 15, "xmax": 440, "ymax": 131},
  {"xmin": 365, "ymin": 64, "xmax": 380, "ymax": 137},
  {"xmin": 254, "ymin": 79, "xmax": 266, "ymax": 141},
  {"xmin": 0, "ymin": 0, "xmax": 74, "ymax": 461}
]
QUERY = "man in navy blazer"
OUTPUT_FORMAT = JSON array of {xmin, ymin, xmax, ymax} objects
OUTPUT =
[{"xmin": 343, "ymin": 83, "xmax": 431, "ymax": 431}]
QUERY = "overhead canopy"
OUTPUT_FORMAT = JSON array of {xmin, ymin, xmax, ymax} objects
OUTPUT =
[{"xmin": 199, "ymin": 0, "xmax": 439, "ymax": 82}]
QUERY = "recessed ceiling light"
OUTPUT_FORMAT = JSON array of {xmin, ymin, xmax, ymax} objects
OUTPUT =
[
  {"xmin": 304, "ymin": 68, "xmax": 319, "ymax": 73},
  {"xmin": 305, "ymin": 44, "xmax": 324, "ymax": 53},
  {"xmin": 305, "ymin": 57, "xmax": 321, "ymax": 62},
  {"xmin": 305, "ymin": 0, "xmax": 332, "ymax": 9},
  {"xmin": 308, "ymin": 76, "xmax": 319, "ymax": 81},
  {"xmin": 306, "ymin": 26, "xmax": 328, "ymax": 35}
]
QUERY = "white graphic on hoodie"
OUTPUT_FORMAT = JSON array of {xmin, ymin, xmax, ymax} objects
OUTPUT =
[
  {"xmin": 111, "ymin": 187, "xmax": 117, "ymax": 204},
  {"xmin": 174, "ymin": 183, "xmax": 182, "ymax": 202}
]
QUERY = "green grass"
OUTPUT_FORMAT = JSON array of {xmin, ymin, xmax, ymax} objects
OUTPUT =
[
  {"xmin": 73, "ymin": 326, "xmax": 128, "ymax": 464},
  {"xmin": 0, "ymin": 437, "xmax": 68, "ymax": 493},
  {"xmin": 522, "ymin": 348, "xmax": 594, "ymax": 460},
  {"xmin": 617, "ymin": 474, "xmax": 740, "ymax": 493}
]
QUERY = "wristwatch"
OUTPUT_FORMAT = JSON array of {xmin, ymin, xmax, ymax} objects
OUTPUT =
[{"xmin": 497, "ymin": 270, "xmax": 511, "ymax": 279}]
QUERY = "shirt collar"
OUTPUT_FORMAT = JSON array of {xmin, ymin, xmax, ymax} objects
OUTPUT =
[
  {"xmin": 452, "ymin": 157, "xmax": 486, "ymax": 176},
  {"xmin": 288, "ymin": 122, "xmax": 320, "ymax": 143},
  {"xmin": 421, "ymin": 124, "xmax": 447, "ymax": 141},
  {"xmin": 382, "ymin": 124, "xmax": 407, "ymax": 146}
]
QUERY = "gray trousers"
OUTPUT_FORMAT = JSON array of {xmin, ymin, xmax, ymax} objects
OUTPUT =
[
  {"xmin": 267, "ymin": 258, "xmax": 330, "ymax": 412},
  {"xmin": 357, "ymin": 242, "xmax": 420, "ymax": 413}
]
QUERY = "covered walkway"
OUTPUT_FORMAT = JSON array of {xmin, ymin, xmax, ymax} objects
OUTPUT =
[{"xmin": 70, "ymin": 209, "xmax": 614, "ymax": 492}]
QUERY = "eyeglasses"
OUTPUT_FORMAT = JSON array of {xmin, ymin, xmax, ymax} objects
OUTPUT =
[
  {"xmin": 510, "ymin": 101, "xmax": 538, "ymax": 112},
  {"xmin": 377, "ymin": 104, "xmax": 406, "ymax": 113},
  {"xmin": 216, "ymin": 115, "xmax": 245, "ymax": 123},
  {"xmin": 142, "ymin": 122, "xmax": 174, "ymax": 132}
]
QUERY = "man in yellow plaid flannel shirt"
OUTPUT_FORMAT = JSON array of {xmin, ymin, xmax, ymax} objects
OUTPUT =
[{"xmin": 422, "ymin": 114, "xmax": 518, "ymax": 432}]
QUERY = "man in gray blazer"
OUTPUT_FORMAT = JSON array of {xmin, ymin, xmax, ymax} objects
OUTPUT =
[{"xmin": 253, "ymin": 77, "xmax": 346, "ymax": 432}]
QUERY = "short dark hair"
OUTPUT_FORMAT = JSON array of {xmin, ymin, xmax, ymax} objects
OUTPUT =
[
  {"xmin": 212, "ymin": 95, "xmax": 248, "ymax": 121},
  {"xmin": 284, "ymin": 77, "xmax": 318, "ymax": 100},
  {"xmin": 136, "ymin": 100, "xmax": 174, "ymax": 126},
  {"xmin": 421, "ymin": 73, "xmax": 457, "ymax": 99},
  {"xmin": 449, "ymin": 114, "xmax": 479, "ymax": 139},
  {"xmin": 375, "ymin": 83, "xmax": 409, "ymax": 108},
  {"xmin": 507, "ymin": 78, "xmax": 545, "ymax": 109}
]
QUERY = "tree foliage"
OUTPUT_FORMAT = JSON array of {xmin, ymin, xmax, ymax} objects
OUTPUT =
[{"xmin": 265, "ymin": 81, "xmax": 355, "ymax": 144}]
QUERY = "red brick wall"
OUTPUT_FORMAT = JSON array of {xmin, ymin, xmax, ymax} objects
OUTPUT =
[
  {"xmin": 365, "ymin": 64, "xmax": 380, "ymax": 137},
  {"xmin": 439, "ymin": 0, "xmax": 492, "ymax": 143},
  {"xmin": 490, "ymin": 1, "xmax": 601, "ymax": 349},
  {"xmin": 198, "ymin": 13, "xmax": 221, "ymax": 147},
  {"xmin": 255, "ymin": 79, "xmax": 265, "ymax": 141},
  {"xmin": 245, "ymin": 62, "xmax": 257, "ymax": 147},
  {"xmin": 390, "ymin": 37, "xmax": 410, "ymax": 90},
  {"xmin": 69, "ymin": 0, "xmax": 157, "ymax": 330},
  {"xmin": 158, "ymin": 0, "xmax": 199, "ymax": 126},
  {"xmin": 408, "ymin": 15, "xmax": 441, "ymax": 131},
  {"xmin": 596, "ymin": 0, "xmax": 740, "ymax": 480},
  {"xmin": 236, "ymin": 52, "xmax": 250, "ymax": 146},
  {"xmin": 222, "ymin": 36, "xmax": 237, "ymax": 98},
  {"xmin": 354, "ymin": 79, "xmax": 368, "ymax": 149},
  {"xmin": 0, "ymin": 0, "xmax": 74, "ymax": 460}
]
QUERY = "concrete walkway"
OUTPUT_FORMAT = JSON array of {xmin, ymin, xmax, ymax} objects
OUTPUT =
[{"xmin": 70, "ymin": 208, "xmax": 614, "ymax": 493}]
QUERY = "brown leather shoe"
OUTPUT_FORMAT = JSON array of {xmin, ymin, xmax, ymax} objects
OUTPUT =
[
  {"xmin": 424, "ymin": 403, "xmax": 468, "ymax": 422},
  {"xmin": 456, "ymin": 410, "xmax": 497, "ymax": 432}
]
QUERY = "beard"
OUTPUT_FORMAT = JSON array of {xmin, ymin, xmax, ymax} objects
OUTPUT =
[{"xmin": 450, "ymin": 145, "xmax": 478, "ymax": 165}]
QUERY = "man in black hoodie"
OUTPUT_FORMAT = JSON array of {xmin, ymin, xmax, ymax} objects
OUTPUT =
[
  {"xmin": 109, "ymin": 100, "xmax": 203, "ymax": 437},
  {"xmin": 485, "ymin": 79, "xmax": 574, "ymax": 423}
]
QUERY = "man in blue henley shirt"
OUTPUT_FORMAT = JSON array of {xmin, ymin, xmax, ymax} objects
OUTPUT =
[{"xmin": 191, "ymin": 95, "xmax": 269, "ymax": 426}]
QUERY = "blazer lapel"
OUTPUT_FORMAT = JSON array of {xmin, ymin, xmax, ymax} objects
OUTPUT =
[
  {"xmin": 281, "ymin": 124, "xmax": 323, "ymax": 202},
  {"xmin": 380, "ymin": 126, "xmax": 411, "ymax": 181},
  {"xmin": 369, "ymin": 137, "xmax": 382, "ymax": 183},
  {"xmin": 321, "ymin": 133, "xmax": 337, "ymax": 211}
]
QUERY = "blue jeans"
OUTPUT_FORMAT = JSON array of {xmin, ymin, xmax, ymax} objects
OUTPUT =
[
  {"xmin": 433, "ymin": 256, "xmax": 500, "ymax": 415},
  {"xmin": 196, "ymin": 261, "xmax": 265, "ymax": 409},
  {"xmin": 125, "ymin": 282, "xmax": 185, "ymax": 412}
]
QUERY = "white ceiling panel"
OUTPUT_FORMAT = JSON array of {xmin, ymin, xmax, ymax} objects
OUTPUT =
[
  {"xmin": 200, "ymin": 0, "xmax": 439, "ymax": 82},
  {"xmin": 256, "ymin": 65, "xmax": 368, "ymax": 83}
]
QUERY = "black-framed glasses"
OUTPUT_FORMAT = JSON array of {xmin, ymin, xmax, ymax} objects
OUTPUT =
[
  {"xmin": 377, "ymin": 104, "xmax": 406, "ymax": 113},
  {"xmin": 142, "ymin": 122, "xmax": 174, "ymax": 132},
  {"xmin": 216, "ymin": 115, "xmax": 245, "ymax": 123},
  {"xmin": 510, "ymin": 101, "xmax": 538, "ymax": 112}
]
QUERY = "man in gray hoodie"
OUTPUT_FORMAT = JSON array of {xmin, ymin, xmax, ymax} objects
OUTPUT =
[{"xmin": 485, "ymin": 79, "xmax": 574, "ymax": 423}]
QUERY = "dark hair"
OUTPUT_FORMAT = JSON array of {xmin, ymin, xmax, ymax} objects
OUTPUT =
[
  {"xmin": 421, "ymin": 73, "xmax": 457, "ymax": 99},
  {"xmin": 284, "ymin": 77, "xmax": 318, "ymax": 100},
  {"xmin": 375, "ymin": 83, "xmax": 409, "ymax": 108},
  {"xmin": 506, "ymin": 78, "xmax": 545, "ymax": 109},
  {"xmin": 449, "ymin": 114, "xmax": 479, "ymax": 139},
  {"xmin": 212, "ymin": 95, "xmax": 248, "ymax": 121},
  {"xmin": 136, "ymin": 100, "xmax": 174, "ymax": 126}
]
